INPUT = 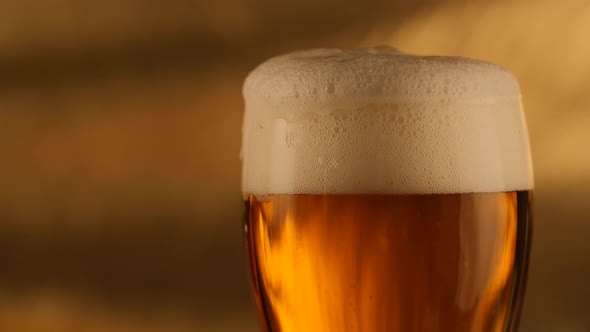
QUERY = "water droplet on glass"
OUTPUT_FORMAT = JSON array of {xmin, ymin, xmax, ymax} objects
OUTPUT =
[{"xmin": 327, "ymin": 83, "xmax": 335, "ymax": 94}]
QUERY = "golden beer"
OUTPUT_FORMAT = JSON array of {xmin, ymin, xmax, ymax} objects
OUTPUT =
[
  {"xmin": 241, "ymin": 48, "xmax": 534, "ymax": 332},
  {"xmin": 245, "ymin": 192, "xmax": 531, "ymax": 331}
]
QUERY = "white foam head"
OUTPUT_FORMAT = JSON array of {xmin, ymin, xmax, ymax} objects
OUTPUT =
[{"xmin": 242, "ymin": 48, "xmax": 534, "ymax": 194}]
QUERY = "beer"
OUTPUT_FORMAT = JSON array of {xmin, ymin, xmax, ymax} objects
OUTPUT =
[
  {"xmin": 245, "ymin": 192, "xmax": 531, "ymax": 331},
  {"xmin": 242, "ymin": 48, "xmax": 533, "ymax": 332}
]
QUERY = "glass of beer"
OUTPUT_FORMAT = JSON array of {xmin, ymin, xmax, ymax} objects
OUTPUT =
[{"xmin": 242, "ymin": 48, "xmax": 533, "ymax": 332}]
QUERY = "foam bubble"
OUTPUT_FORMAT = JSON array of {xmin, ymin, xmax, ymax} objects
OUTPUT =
[{"xmin": 242, "ymin": 48, "xmax": 534, "ymax": 194}]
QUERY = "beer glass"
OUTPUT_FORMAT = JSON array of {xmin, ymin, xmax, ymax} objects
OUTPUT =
[{"xmin": 242, "ymin": 48, "xmax": 533, "ymax": 332}]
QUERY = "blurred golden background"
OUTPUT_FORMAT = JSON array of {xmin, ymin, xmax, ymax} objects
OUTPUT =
[{"xmin": 0, "ymin": 0, "xmax": 588, "ymax": 331}]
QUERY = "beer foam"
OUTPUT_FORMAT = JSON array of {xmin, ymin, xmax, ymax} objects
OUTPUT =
[{"xmin": 242, "ymin": 48, "xmax": 534, "ymax": 194}]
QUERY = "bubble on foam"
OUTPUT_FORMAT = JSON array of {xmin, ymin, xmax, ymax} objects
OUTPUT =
[{"xmin": 242, "ymin": 48, "xmax": 533, "ymax": 194}]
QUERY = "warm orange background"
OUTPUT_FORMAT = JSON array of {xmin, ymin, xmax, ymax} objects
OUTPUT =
[{"xmin": 0, "ymin": 0, "xmax": 588, "ymax": 331}]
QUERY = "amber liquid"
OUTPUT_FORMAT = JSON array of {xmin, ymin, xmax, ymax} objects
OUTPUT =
[{"xmin": 244, "ymin": 192, "xmax": 531, "ymax": 332}]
